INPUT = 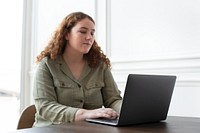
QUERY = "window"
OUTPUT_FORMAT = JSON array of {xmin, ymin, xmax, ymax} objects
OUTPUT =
[{"xmin": 0, "ymin": 0, "xmax": 23, "ymax": 132}]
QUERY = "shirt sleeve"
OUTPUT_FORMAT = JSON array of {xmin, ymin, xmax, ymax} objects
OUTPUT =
[
  {"xmin": 33, "ymin": 59, "xmax": 79, "ymax": 126},
  {"xmin": 102, "ymin": 67, "xmax": 122, "ymax": 113}
]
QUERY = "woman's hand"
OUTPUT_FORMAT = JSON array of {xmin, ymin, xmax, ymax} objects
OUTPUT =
[{"xmin": 75, "ymin": 108, "xmax": 119, "ymax": 121}]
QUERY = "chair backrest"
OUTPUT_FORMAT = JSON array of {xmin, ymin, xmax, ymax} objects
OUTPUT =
[{"xmin": 17, "ymin": 104, "xmax": 36, "ymax": 129}]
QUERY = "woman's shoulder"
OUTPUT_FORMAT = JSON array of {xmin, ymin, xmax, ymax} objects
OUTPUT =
[
  {"xmin": 38, "ymin": 56, "xmax": 59, "ymax": 67},
  {"xmin": 38, "ymin": 56, "xmax": 50, "ymax": 65},
  {"xmin": 96, "ymin": 61, "xmax": 110, "ymax": 71},
  {"xmin": 39, "ymin": 55, "xmax": 61, "ymax": 64}
]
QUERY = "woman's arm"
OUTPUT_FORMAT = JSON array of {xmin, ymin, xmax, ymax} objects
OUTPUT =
[{"xmin": 102, "ymin": 67, "xmax": 123, "ymax": 113}]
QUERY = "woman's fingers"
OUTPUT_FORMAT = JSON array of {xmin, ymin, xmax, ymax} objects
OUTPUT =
[
  {"xmin": 97, "ymin": 108, "xmax": 119, "ymax": 119},
  {"xmin": 75, "ymin": 108, "xmax": 119, "ymax": 121}
]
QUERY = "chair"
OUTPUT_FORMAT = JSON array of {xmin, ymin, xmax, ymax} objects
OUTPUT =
[{"xmin": 17, "ymin": 104, "xmax": 36, "ymax": 129}]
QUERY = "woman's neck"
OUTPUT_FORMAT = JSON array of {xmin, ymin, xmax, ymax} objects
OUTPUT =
[
  {"xmin": 63, "ymin": 46, "xmax": 84, "ymax": 64},
  {"xmin": 62, "ymin": 47, "xmax": 86, "ymax": 80}
]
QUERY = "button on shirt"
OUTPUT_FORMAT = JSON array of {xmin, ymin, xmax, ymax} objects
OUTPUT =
[{"xmin": 33, "ymin": 56, "xmax": 122, "ymax": 127}]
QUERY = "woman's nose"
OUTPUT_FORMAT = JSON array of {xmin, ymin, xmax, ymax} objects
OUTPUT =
[{"xmin": 86, "ymin": 33, "xmax": 92, "ymax": 40}]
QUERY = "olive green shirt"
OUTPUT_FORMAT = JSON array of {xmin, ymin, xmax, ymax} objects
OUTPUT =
[{"xmin": 33, "ymin": 56, "xmax": 122, "ymax": 127}]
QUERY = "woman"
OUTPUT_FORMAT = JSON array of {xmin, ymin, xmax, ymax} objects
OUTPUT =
[{"xmin": 33, "ymin": 11, "xmax": 122, "ymax": 127}]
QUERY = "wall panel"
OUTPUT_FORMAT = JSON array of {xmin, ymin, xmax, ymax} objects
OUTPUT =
[{"xmin": 108, "ymin": 0, "xmax": 200, "ymax": 117}]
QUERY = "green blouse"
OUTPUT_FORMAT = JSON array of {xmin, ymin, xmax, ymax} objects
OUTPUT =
[{"xmin": 33, "ymin": 56, "xmax": 122, "ymax": 127}]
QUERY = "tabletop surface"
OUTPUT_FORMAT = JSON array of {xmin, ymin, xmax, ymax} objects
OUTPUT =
[{"xmin": 8, "ymin": 116, "xmax": 200, "ymax": 133}]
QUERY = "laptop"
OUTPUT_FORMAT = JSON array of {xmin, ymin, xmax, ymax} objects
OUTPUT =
[{"xmin": 86, "ymin": 74, "xmax": 176, "ymax": 126}]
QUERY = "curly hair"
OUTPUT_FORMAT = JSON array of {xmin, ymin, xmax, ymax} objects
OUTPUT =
[{"xmin": 36, "ymin": 12, "xmax": 111, "ymax": 68}]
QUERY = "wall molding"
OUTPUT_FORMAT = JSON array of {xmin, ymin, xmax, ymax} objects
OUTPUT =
[
  {"xmin": 111, "ymin": 55, "xmax": 200, "ymax": 90},
  {"xmin": 111, "ymin": 50, "xmax": 200, "ymax": 63},
  {"xmin": 106, "ymin": 0, "xmax": 111, "ymax": 56},
  {"xmin": 20, "ymin": 0, "xmax": 39, "ymax": 113},
  {"xmin": 111, "ymin": 55, "xmax": 200, "ymax": 70}
]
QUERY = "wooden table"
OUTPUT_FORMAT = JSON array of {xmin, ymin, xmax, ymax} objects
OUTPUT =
[{"xmin": 8, "ymin": 116, "xmax": 200, "ymax": 133}]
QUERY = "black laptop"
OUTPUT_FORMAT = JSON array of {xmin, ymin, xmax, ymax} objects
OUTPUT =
[{"xmin": 86, "ymin": 74, "xmax": 176, "ymax": 126}]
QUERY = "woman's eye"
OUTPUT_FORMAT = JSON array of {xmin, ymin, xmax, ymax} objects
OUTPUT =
[
  {"xmin": 79, "ymin": 30, "xmax": 94, "ymax": 36},
  {"xmin": 80, "ymin": 31, "xmax": 87, "ymax": 34}
]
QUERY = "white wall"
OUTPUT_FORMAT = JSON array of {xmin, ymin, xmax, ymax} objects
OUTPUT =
[
  {"xmin": 36, "ymin": 0, "xmax": 96, "ymax": 57},
  {"xmin": 110, "ymin": 0, "xmax": 200, "ymax": 59},
  {"xmin": 22, "ymin": 0, "xmax": 200, "ymax": 117},
  {"xmin": 108, "ymin": 0, "xmax": 200, "ymax": 117}
]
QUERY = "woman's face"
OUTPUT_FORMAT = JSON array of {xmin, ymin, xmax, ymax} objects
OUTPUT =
[{"xmin": 65, "ymin": 18, "xmax": 95, "ymax": 54}]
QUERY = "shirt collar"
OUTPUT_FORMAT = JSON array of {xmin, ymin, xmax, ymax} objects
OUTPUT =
[{"xmin": 56, "ymin": 55, "xmax": 92, "ymax": 82}]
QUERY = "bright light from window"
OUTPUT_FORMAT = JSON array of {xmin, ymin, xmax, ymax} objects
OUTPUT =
[{"xmin": 0, "ymin": 0, "xmax": 23, "ymax": 132}]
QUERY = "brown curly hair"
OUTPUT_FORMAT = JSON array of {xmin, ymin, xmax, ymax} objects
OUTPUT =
[{"xmin": 36, "ymin": 12, "xmax": 111, "ymax": 68}]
